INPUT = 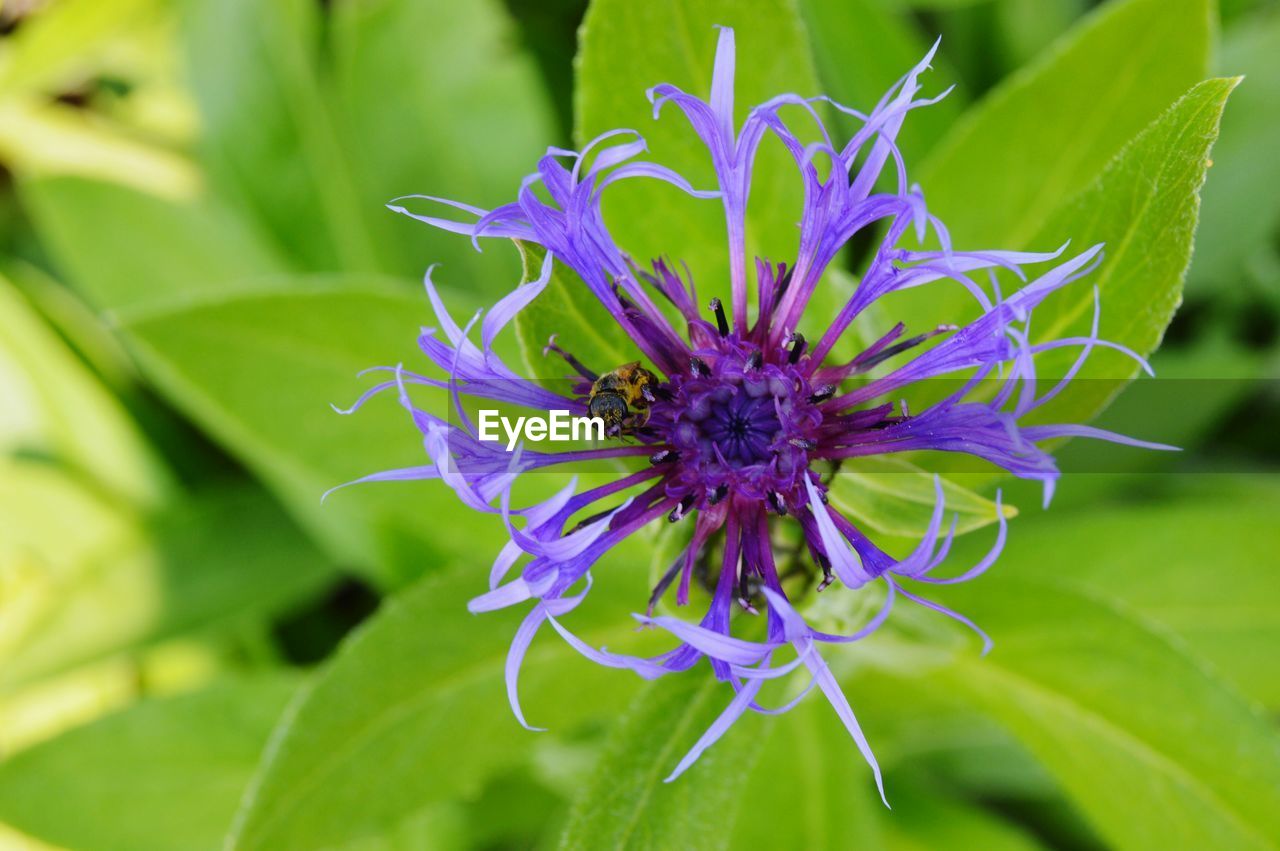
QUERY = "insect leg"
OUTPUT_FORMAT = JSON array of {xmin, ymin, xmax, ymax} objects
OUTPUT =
[{"xmin": 543, "ymin": 334, "xmax": 599, "ymax": 382}]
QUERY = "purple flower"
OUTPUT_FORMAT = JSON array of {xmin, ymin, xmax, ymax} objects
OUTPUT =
[{"xmin": 335, "ymin": 28, "xmax": 1170, "ymax": 801}]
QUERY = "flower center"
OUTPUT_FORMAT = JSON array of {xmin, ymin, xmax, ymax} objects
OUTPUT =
[{"xmin": 649, "ymin": 343, "xmax": 822, "ymax": 507}]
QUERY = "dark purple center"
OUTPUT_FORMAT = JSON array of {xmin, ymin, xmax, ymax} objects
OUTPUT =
[{"xmin": 648, "ymin": 342, "xmax": 822, "ymax": 507}]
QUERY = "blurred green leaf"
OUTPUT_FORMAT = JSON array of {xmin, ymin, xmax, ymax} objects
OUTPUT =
[
  {"xmin": 993, "ymin": 0, "xmax": 1087, "ymax": 72},
  {"xmin": 0, "ymin": 269, "xmax": 166, "ymax": 504},
  {"xmin": 799, "ymin": 0, "xmax": 964, "ymax": 164},
  {"xmin": 1, "ymin": 259, "xmax": 139, "ymax": 393},
  {"xmin": 558, "ymin": 654, "xmax": 1045, "ymax": 850},
  {"xmin": 460, "ymin": 770, "xmax": 568, "ymax": 851},
  {"xmin": 0, "ymin": 459, "xmax": 333, "ymax": 692},
  {"xmin": 226, "ymin": 563, "xmax": 649, "ymax": 851},
  {"xmin": 898, "ymin": 0, "xmax": 994, "ymax": 7},
  {"xmin": 0, "ymin": 676, "xmax": 298, "ymax": 851},
  {"xmin": 180, "ymin": 0, "xmax": 378, "ymax": 271},
  {"xmin": 1024, "ymin": 78, "xmax": 1238, "ymax": 422},
  {"xmin": 330, "ymin": 803, "xmax": 469, "ymax": 851},
  {"xmin": 0, "ymin": 458, "xmax": 157, "ymax": 690},
  {"xmin": 21, "ymin": 175, "xmax": 288, "ymax": 312},
  {"xmin": 558, "ymin": 675, "xmax": 763, "ymax": 851},
  {"xmin": 919, "ymin": 574, "xmax": 1280, "ymax": 850},
  {"xmin": 728, "ymin": 694, "xmax": 884, "ymax": 850},
  {"xmin": 917, "ymin": 0, "xmax": 1210, "ymax": 251},
  {"xmin": 576, "ymin": 0, "xmax": 820, "ymax": 297},
  {"xmin": 0, "ymin": 0, "xmax": 197, "ymax": 196},
  {"xmin": 1186, "ymin": 8, "xmax": 1280, "ymax": 297},
  {"xmin": 0, "ymin": 0, "xmax": 161, "ymax": 94},
  {"xmin": 331, "ymin": 0, "xmax": 555, "ymax": 289},
  {"xmin": 1220, "ymin": 0, "xmax": 1273, "ymax": 25},
  {"xmin": 955, "ymin": 489, "xmax": 1280, "ymax": 707},
  {"xmin": 1053, "ymin": 326, "xmax": 1268, "ymax": 476},
  {"xmin": 0, "ymin": 101, "xmax": 198, "ymax": 198},
  {"xmin": 879, "ymin": 783, "xmax": 1046, "ymax": 850},
  {"xmin": 513, "ymin": 241, "xmax": 634, "ymax": 378},
  {"xmin": 118, "ymin": 283, "xmax": 491, "ymax": 585},
  {"xmin": 735, "ymin": 692, "xmax": 1047, "ymax": 849},
  {"xmin": 828, "ymin": 456, "xmax": 1016, "ymax": 539}
]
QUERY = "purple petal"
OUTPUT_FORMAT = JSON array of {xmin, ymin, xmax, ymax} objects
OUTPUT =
[
  {"xmin": 633, "ymin": 614, "xmax": 773, "ymax": 666},
  {"xmin": 664, "ymin": 670, "xmax": 763, "ymax": 782},
  {"xmin": 803, "ymin": 477, "xmax": 872, "ymax": 588}
]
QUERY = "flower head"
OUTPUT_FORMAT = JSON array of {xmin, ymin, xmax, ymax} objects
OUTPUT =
[{"xmin": 335, "ymin": 27, "xmax": 1169, "ymax": 801}]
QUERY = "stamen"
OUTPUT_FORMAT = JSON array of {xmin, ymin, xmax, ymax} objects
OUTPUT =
[
  {"xmin": 787, "ymin": 332, "xmax": 807, "ymax": 364},
  {"xmin": 775, "ymin": 264, "xmax": 795, "ymax": 301},
  {"xmin": 816, "ymin": 554, "xmax": 834, "ymax": 591},
  {"xmin": 543, "ymin": 334, "xmax": 599, "ymax": 382},
  {"xmin": 744, "ymin": 351, "xmax": 762, "ymax": 372},
  {"xmin": 612, "ymin": 281, "xmax": 636, "ymax": 312},
  {"xmin": 856, "ymin": 324, "xmax": 958, "ymax": 372},
  {"xmin": 709, "ymin": 297, "xmax": 730, "ymax": 336},
  {"xmin": 767, "ymin": 492, "xmax": 788, "ymax": 516},
  {"xmin": 809, "ymin": 385, "xmax": 836, "ymax": 404},
  {"xmin": 570, "ymin": 505, "xmax": 616, "ymax": 533},
  {"xmin": 690, "ymin": 356, "xmax": 709, "ymax": 377},
  {"xmin": 668, "ymin": 494, "xmax": 696, "ymax": 523},
  {"xmin": 737, "ymin": 568, "xmax": 758, "ymax": 613},
  {"xmin": 650, "ymin": 449, "xmax": 679, "ymax": 465},
  {"xmin": 707, "ymin": 483, "xmax": 729, "ymax": 505},
  {"xmin": 647, "ymin": 556, "xmax": 684, "ymax": 615},
  {"xmin": 789, "ymin": 437, "xmax": 816, "ymax": 450}
]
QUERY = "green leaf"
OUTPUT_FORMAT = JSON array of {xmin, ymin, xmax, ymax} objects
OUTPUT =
[
  {"xmin": 733, "ymin": 691, "xmax": 1047, "ymax": 850},
  {"xmin": 729, "ymin": 695, "xmax": 884, "ymax": 849},
  {"xmin": 575, "ymin": 0, "xmax": 821, "ymax": 296},
  {"xmin": 1023, "ymin": 77, "xmax": 1239, "ymax": 423},
  {"xmin": 880, "ymin": 785, "xmax": 1047, "ymax": 851},
  {"xmin": 0, "ymin": 676, "xmax": 298, "ymax": 851},
  {"xmin": 0, "ymin": 99, "xmax": 198, "ymax": 199},
  {"xmin": 0, "ymin": 458, "xmax": 333, "ymax": 692},
  {"xmin": 0, "ymin": 269, "xmax": 166, "ymax": 505},
  {"xmin": 827, "ymin": 456, "xmax": 1017, "ymax": 539},
  {"xmin": 226, "ymin": 563, "xmax": 652, "ymax": 851},
  {"xmin": 0, "ymin": 0, "xmax": 161, "ymax": 95},
  {"xmin": 330, "ymin": 0, "xmax": 556, "ymax": 289},
  {"xmin": 1, "ymin": 259, "xmax": 140, "ymax": 395},
  {"xmin": 512, "ymin": 241, "xmax": 635, "ymax": 378},
  {"xmin": 558, "ymin": 675, "xmax": 764, "ymax": 851},
  {"xmin": 949, "ymin": 487, "xmax": 1280, "ymax": 707},
  {"xmin": 918, "ymin": 574, "xmax": 1280, "ymax": 850},
  {"xmin": 0, "ymin": 0, "xmax": 196, "ymax": 197},
  {"xmin": 993, "ymin": 0, "xmax": 1088, "ymax": 73},
  {"xmin": 799, "ymin": 0, "xmax": 965, "ymax": 164},
  {"xmin": 328, "ymin": 803, "xmax": 469, "ymax": 851},
  {"xmin": 900, "ymin": 76, "xmax": 1236, "ymax": 450},
  {"xmin": 917, "ymin": 0, "xmax": 1211, "ymax": 251},
  {"xmin": 899, "ymin": 0, "xmax": 995, "ymax": 7},
  {"xmin": 179, "ymin": 0, "xmax": 378, "ymax": 271},
  {"xmin": 20, "ymin": 175, "xmax": 288, "ymax": 313},
  {"xmin": 1187, "ymin": 8, "xmax": 1280, "ymax": 296},
  {"xmin": 118, "ymin": 282, "xmax": 491, "ymax": 585},
  {"xmin": 0, "ymin": 458, "xmax": 156, "ymax": 690}
]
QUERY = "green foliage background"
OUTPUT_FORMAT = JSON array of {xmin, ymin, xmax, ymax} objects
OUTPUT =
[{"xmin": 0, "ymin": 0, "xmax": 1278, "ymax": 849}]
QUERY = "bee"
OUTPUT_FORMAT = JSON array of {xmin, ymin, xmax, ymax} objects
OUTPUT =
[{"xmin": 587, "ymin": 361, "xmax": 657, "ymax": 437}]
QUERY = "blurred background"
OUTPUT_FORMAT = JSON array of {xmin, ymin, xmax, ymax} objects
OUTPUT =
[{"xmin": 0, "ymin": 0, "xmax": 1278, "ymax": 849}]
